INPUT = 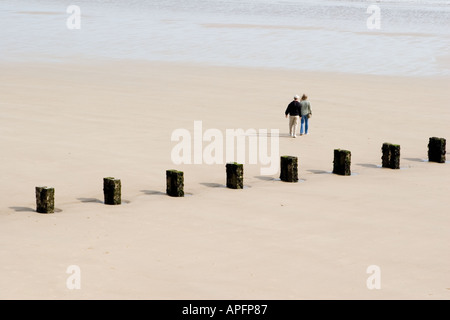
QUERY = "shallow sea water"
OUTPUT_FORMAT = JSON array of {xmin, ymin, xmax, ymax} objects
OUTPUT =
[{"xmin": 1, "ymin": 0, "xmax": 449, "ymax": 76}]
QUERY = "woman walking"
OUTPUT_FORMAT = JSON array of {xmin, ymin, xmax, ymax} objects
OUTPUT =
[{"xmin": 299, "ymin": 94, "xmax": 312, "ymax": 135}]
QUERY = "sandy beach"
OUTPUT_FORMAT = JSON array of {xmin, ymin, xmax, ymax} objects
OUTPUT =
[{"xmin": 0, "ymin": 60, "xmax": 449, "ymax": 299}]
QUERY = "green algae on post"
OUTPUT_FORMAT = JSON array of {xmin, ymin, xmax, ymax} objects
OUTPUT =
[
  {"xmin": 226, "ymin": 162, "xmax": 244, "ymax": 189},
  {"xmin": 166, "ymin": 170, "xmax": 184, "ymax": 197},
  {"xmin": 428, "ymin": 137, "xmax": 446, "ymax": 163},
  {"xmin": 35, "ymin": 186, "xmax": 55, "ymax": 213},
  {"xmin": 280, "ymin": 156, "xmax": 298, "ymax": 182},
  {"xmin": 382, "ymin": 143, "xmax": 400, "ymax": 169},
  {"xmin": 333, "ymin": 149, "xmax": 351, "ymax": 176},
  {"xmin": 103, "ymin": 177, "xmax": 121, "ymax": 205}
]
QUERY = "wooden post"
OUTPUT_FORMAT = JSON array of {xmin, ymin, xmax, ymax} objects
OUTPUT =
[
  {"xmin": 428, "ymin": 137, "xmax": 446, "ymax": 163},
  {"xmin": 333, "ymin": 149, "xmax": 351, "ymax": 176},
  {"xmin": 226, "ymin": 162, "xmax": 243, "ymax": 189},
  {"xmin": 103, "ymin": 177, "xmax": 121, "ymax": 205},
  {"xmin": 382, "ymin": 143, "xmax": 400, "ymax": 169},
  {"xmin": 280, "ymin": 156, "xmax": 298, "ymax": 182},
  {"xmin": 166, "ymin": 170, "xmax": 184, "ymax": 197},
  {"xmin": 35, "ymin": 186, "xmax": 55, "ymax": 213}
]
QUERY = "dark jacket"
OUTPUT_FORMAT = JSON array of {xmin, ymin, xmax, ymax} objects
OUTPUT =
[{"xmin": 285, "ymin": 100, "xmax": 301, "ymax": 116}]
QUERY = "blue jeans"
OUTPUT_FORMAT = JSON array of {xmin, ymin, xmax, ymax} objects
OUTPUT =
[{"xmin": 300, "ymin": 115, "xmax": 309, "ymax": 134}]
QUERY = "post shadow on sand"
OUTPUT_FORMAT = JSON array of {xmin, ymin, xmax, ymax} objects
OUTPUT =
[
  {"xmin": 140, "ymin": 189, "xmax": 194, "ymax": 197},
  {"xmin": 403, "ymin": 158, "xmax": 428, "ymax": 163},
  {"xmin": 306, "ymin": 169, "xmax": 358, "ymax": 176},
  {"xmin": 200, "ymin": 182, "xmax": 226, "ymax": 188},
  {"xmin": 406, "ymin": 157, "xmax": 450, "ymax": 164},
  {"xmin": 9, "ymin": 206, "xmax": 35, "ymax": 212},
  {"xmin": 139, "ymin": 190, "xmax": 166, "ymax": 196},
  {"xmin": 77, "ymin": 197, "xmax": 103, "ymax": 204},
  {"xmin": 200, "ymin": 182, "xmax": 252, "ymax": 189},
  {"xmin": 255, "ymin": 175, "xmax": 306, "ymax": 182},
  {"xmin": 254, "ymin": 175, "xmax": 281, "ymax": 181},
  {"xmin": 355, "ymin": 163, "xmax": 380, "ymax": 169},
  {"xmin": 9, "ymin": 206, "xmax": 63, "ymax": 213},
  {"xmin": 77, "ymin": 197, "xmax": 131, "ymax": 204},
  {"xmin": 356, "ymin": 163, "xmax": 414, "ymax": 170},
  {"xmin": 306, "ymin": 169, "xmax": 331, "ymax": 174}
]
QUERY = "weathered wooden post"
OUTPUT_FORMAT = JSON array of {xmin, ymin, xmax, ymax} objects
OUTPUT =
[
  {"xmin": 280, "ymin": 156, "xmax": 298, "ymax": 182},
  {"xmin": 333, "ymin": 149, "xmax": 351, "ymax": 176},
  {"xmin": 226, "ymin": 162, "xmax": 244, "ymax": 189},
  {"xmin": 166, "ymin": 169, "xmax": 184, "ymax": 197},
  {"xmin": 382, "ymin": 143, "xmax": 400, "ymax": 169},
  {"xmin": 428, "ymin": 137, "xmax": 446, "ymax": 163},
  {"xmin": 35, "ymin": 186, "xmax": 55, "ymax": 214},
  {"xmin": 103, "ymin": 177, "xmax": 121, "ymax": 205}
]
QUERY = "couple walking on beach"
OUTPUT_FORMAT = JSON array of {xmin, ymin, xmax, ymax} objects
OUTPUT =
[{"xmin": 285, "ymin": 94, "xmax": 312, "ymax": 138}]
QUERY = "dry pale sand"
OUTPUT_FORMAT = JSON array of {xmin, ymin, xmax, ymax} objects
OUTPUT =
[{"xmin": 0, "ymin": 60, "xmax": 449, "ymax": 300}]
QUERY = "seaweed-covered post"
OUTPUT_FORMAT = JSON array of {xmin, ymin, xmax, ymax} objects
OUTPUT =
[
  {"xmin": 382, "ymin": 143, "xmax": 400, "ymax": 169},
  {"xmin": 166, "ymin": 169, "xmax": 184, "ymax": 197},
  {"xmin": 333, "ymin": 149, "xmax": 351, "ymax": 176},
  {"xmin": 428, "ymin": 137, "xmax": 446, "ymax": 163},
  {"xmin": 226, "ymin": 162, "xmax": 244, "ymax": 189},
  {"xmin": 280, "ymin": 156, "xmax": 298, "ymax": 182},
  {"xmin": 103, "ymin": 177, "xmax": 121, "ymax": 205},
  {"xmin": 35, "ymin": 186, "xmax": 55, "ymax": 214}
]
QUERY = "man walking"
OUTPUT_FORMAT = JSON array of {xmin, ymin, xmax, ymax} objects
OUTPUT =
[{"xmin": 285, "ymin": 95, "xmax": 301, "ymax": 138}]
